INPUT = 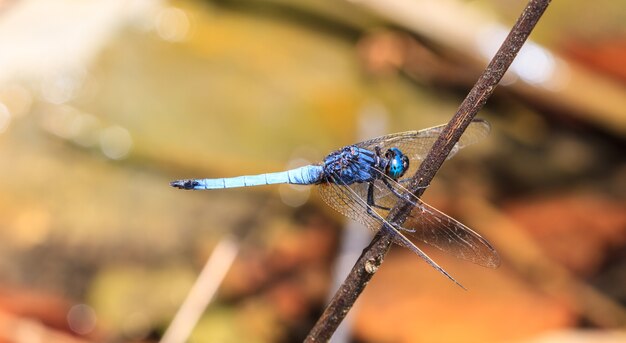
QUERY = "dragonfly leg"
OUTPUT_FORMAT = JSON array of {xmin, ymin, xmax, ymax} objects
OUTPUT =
[
  {"xmin": 374, "ymin": 145, "xmax": 382, "ymax": 156},
  {"xmin": 381, "ymin": 178, "xmax": 417, "ymax": 206},
  {"xmin": 367, "ymin": 182, "xmax": 391, "ymax": 212},
  {"xmin": 365, "ymin": 182, "xmax": 413, "ymax": 233},
  {"xmin": 379, "ymin": 178, "xmax": 419, "ymax": 233}
]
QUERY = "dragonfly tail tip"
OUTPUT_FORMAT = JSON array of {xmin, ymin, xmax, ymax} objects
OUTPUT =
[{"xmin": 170, "ymin": 179, "xmax": 199, "ymax": 190}]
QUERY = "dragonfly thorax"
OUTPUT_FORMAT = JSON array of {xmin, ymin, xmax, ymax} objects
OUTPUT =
[{"xmin": 321, "ymin": 145, "xmax": 409, "ymax": 185}]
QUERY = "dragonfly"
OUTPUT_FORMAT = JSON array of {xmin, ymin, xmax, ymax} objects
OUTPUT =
[{"xmin": 171, "ymin": 119, "xmax": 500, "ymax": 288}]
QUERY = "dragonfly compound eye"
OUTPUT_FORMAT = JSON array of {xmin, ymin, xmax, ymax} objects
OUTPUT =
[{"xmin": 386, "ymin": 148, "xmax": 408, "ymax": 179}]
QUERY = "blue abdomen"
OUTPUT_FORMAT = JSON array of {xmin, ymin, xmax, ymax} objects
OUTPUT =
[{"xmin": 171, "ymin": 165, "xmax": 324, "ymax": 190}]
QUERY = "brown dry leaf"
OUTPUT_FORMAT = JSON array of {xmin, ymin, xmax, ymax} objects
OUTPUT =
[
  {"xmin": 563, "ymin": 38, "xmax": 626, "ymax": 84},
  {"xmin": 0, "ymin": 288, "xmax": 100, "ymax": 343},
  {"xmin": 0, "ymin": 288, "xmax": 72, "ymax": 333},
  {"xmin": 504, "ymin": 192, "xmax": 626, "ymax": 275},
  {"xmin": 221, "ymin": 213, "xmax": 336, "ymax": 300},
  {"xmin": 353, "ymin": 251, "xmax": 575, "ymax": 343}
]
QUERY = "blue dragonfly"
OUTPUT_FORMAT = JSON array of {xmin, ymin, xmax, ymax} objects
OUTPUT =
[{"xmin": 171, "ymin": 119, "xmax": 500, "ymax": 287}]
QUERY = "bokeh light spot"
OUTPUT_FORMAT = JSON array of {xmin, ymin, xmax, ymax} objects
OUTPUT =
[
  {"xmin": 155, "ymin": 7, "xmax": 190, "ymax": 42},
  {"xmin": 100, "ymin": 125, "xmax": 133, "ymax": 160},
  {"xmin": 41, "ymin": 105, "xmax": 81, "ymax": 139},
  {"xmin": 40, "ymin": 69, "xmax": 87, "ymax": 104},
  {"xmin": 67, "ymin": 304, "xmax": 97, "ymax": 335},
  {"xmin": 477, "ymin": 25, "xmax": 556, "ymax": 86}
]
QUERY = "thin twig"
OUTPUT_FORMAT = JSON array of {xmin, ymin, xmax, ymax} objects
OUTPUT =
[
  {"xmin": 305, "ymin": 0, "xmax": 551, "ymax": 341},
  {"xmin": 160, "ymin": 235, "xmax": 239, "ymax": 343}
]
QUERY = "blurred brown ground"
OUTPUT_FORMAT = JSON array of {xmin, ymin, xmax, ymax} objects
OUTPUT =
[{"xmin": 0, "ymin": 0, "xmax": 625, "ymax": 342}]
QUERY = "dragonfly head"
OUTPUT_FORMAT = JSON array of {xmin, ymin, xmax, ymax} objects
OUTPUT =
[{"xmin": 385, "ymin": 147, "xmax": 409, "ymax": 180}]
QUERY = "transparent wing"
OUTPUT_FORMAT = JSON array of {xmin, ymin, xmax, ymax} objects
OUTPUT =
[
  {"xmin": 366, "ymin": 170, "xmax": 500, "ymax": 268},
  {"xmin": 404, "ymin": 197, "xmax": 500, "ymax": 268},
  {"xmin": 352, "ymin": 119, "xmax": 491, "ymax": 222},
  {"xmin": 319, "ymin": 160, "xmax": 499, "ymax": 268},
  {"xmin": 316, "ymin": 119, "xmax": 498, "ymax": 283},
  {"xmin": 355, "ymin": 119, "xmax": 490, "ymax": 180},
  {"xmin": 318, "ymin": 177, "xmax": 385, "ymax": 232},
  {"xmin": 318, "ymin": 173, "xmax": 465, "ymax": 287}
]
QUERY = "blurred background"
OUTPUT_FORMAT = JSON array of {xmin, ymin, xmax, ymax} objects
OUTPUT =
[{"xmin": 0, "ymin": 0, "xmax": 625, "ymax": 342}]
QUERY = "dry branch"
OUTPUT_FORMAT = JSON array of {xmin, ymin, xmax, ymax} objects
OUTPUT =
[{"xmin": 305, "ymin": 0, "xmax": 552, "ymax": 341}]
